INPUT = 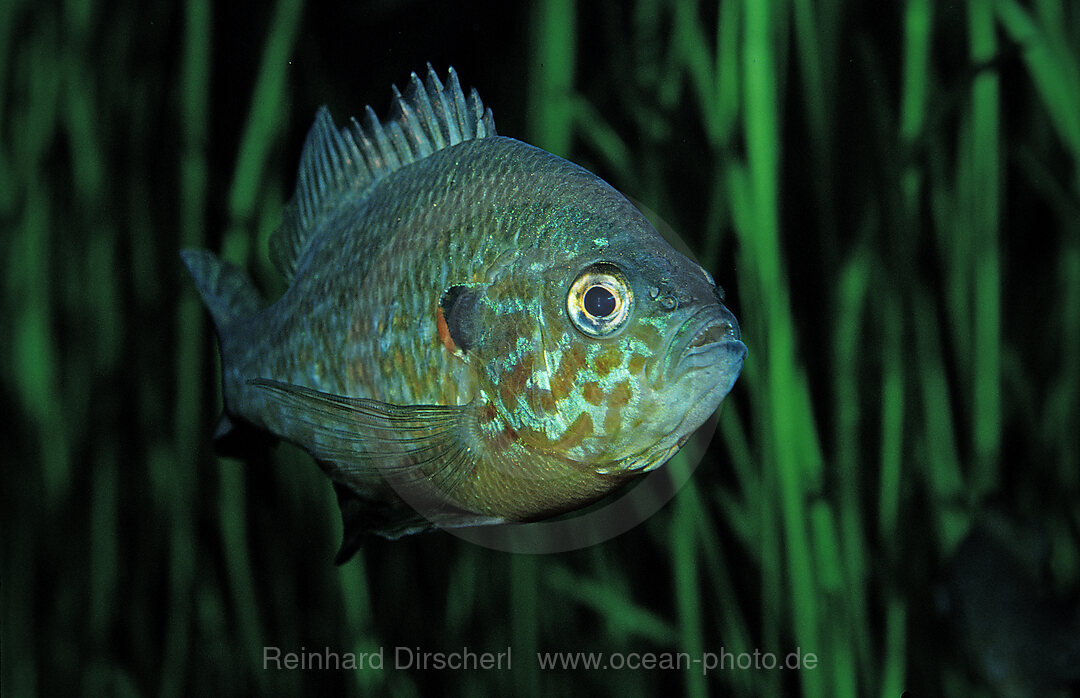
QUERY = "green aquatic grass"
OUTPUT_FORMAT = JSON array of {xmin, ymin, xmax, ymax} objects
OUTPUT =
[
  {"xmin": 221, "ymin": 0, "xmax": 304, "ymax": 268},
  {"xmin": 163, "ymin": 1, "xmax": 210, "ymax": 695},
  {"xmin": 968, "ymin": 0, "xmax": 1002, "ymax": 496},
  {"xmin": 4, "ymin": 0, "xmax": 1079, "ymax": 696},
  {"xmin": 528, "ymin": 0, "xmax": 576, "ymax": 157}
]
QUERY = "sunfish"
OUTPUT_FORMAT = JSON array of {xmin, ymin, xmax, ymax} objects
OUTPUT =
[{"xmin": 181, "ymin": 66, "xmax": 746, "ymax": 562}]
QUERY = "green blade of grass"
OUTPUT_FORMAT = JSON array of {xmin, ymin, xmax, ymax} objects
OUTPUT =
[
  {"xmin": 878, "ymin": 595, "xmax": 907, "ymax": 698},
  {"xmin": 967, "ymin": 0, "xmax": 1003, "ymax": 496},
  {"xmin": 545, "ymin": 564, "xmax": 679, "ymax": 646},
  {"xmin": 913, "ymin": 287, "xmax": 969, "ymax": 549},
  {"xmin": 670, "ymin": 0, "xmax": 722, "ymax": 147},
  {"xmin": 221, "ymin": 0, "xmax": 304, "ymax": 266},
  {"xmin": 832, "ymin": 250, "xmax": 879, "ymax": 691},
  {"xmin": 996, "ymin": 0, "xmax": 1080, "ymax": 161},
  {"xmin": 739, "ymin": 0, "xmax": 823, "ymax": 693},
  {"xmin": 166, "ymin": 1, "xmax": 211, "ymax": 693},
  {"xmin": 671, "ymin": 476, "xmax": 706, "ymax": 698},
  {"xmin": 714, "ymin": 0, "xmax": 742, "ymax": 148},
  {"xmin": 338, "ymin": 551, "xmax": 385, "ymax": 694},
  {"xmin": 511, "ymin": 554, "xmax": 541, "ymax": 698},
  {"xmin": 218, "ymin": 463, "xmax": 267, "ymax": 693},
  {"xmin": 529, "ymin": 0, "xmax": 576, "ymax": 157},
  {"xmin": 810, "ymin": 501, "xmax": 857, "ymax": 698},
  {"xmin": 900, "ymin": 0, "xmax": 932, "ymax": 144}
]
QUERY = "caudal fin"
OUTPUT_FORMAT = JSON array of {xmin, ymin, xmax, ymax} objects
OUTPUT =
[{"xmin": 179, "ymin": 249, "xmax": 264, "ymax": 329}]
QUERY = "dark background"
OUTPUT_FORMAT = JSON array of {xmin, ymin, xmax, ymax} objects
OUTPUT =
[{"xmin": 3, "ymin": 0, "xmax": 1079, "ymax": 695}]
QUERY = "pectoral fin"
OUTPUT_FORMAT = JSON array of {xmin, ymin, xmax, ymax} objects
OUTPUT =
[
  {"xmin": 248, "ymin": 378, "xmax": 481, "ymax": 492},
  {"xmin": 247, "ymin": 379, "xmax": 514, "ymax": 560}
]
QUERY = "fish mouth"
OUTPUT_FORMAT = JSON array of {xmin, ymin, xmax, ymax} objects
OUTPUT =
[
  {"xmin": 595, "ymin": 305, "xmax": 746, "ymax": 478},
  {"xmin": 607, "ymin": 309, "xmax": 745, "ymax": 477},
  {"xmin": 665, "ymin": 305, "xmax": 747, "ymax": 380}
]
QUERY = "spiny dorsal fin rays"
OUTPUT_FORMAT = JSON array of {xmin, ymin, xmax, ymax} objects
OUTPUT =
[{"xmin": 269, "ymin": 65, "xmax": 498, "ymax": 282}]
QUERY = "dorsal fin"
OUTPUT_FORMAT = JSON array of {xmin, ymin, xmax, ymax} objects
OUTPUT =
[{"xmin": 270, "ymin": 65, "xmax": 498, "ymax": 281}]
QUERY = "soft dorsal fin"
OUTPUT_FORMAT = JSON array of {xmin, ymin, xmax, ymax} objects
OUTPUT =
[{"xmin": 270, "ymin": 65, "xmax": 498, "ymax": 281}]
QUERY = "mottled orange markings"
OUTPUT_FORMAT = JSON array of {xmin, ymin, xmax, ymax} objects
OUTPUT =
[
  {"xmin": 594, "ymin": 344, "xmax": 622, "ymax": 378},
  {"xmin": 504, "ymin": 353, "xmax": 534, "ymax": 396},
  {"xmin": 631, "ymin": 323, "xmax": 662, "ymax": 349},
  {"xmin": 582, "ymin": 381, "xmax": 603, "ymax": 406},
  {"xmin": 550, "ymin": 343, "xmax": 586, "ymax": 400},
  {"xmin": 608, "ymin": 380, "xmax": 633, "ymax": 408},
  {"xmin": 604, "ymin": 405, "xmax": 624, "ymax": 435}
]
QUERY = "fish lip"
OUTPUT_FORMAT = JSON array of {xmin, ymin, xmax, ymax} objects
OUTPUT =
[
  {"xmin": 665, "ymin": 305, "xmax": 746, "ymax": 379},
  {"xmin": 596, "ymin": 307, "xmax": 746, "ymax": 477},
  {"xmin": 604, "ymin": 344, "xmax": 742, "ymax": 476}
]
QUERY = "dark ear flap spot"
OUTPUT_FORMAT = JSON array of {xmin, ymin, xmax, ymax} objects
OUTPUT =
[{"xmin": 440, "ymin": 285, "xmax": 480, "ymax": 354}]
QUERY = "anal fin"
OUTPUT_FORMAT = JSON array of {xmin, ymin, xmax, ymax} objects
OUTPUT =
[{"xmin": 331, "ymin": 481, "xmax": 435, "ymax": 564}]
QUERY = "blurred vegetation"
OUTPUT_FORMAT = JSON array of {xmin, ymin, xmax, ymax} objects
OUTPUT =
[{"xmin": 3, "ymin": 0, "xmax": 1079, "ymax": 696}]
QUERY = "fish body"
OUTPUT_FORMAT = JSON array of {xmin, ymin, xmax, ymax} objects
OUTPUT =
[{"xmin": 182, "ymin": 67, "xmax": 746, "ymax": 561}]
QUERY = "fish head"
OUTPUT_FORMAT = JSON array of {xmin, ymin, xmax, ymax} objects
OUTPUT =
[
  {"xmin": 462, "ymin": 211, "xmax": 746, "ymax": 478},
  {"xmin": 539, "ymin": 240, "xmax": 747, "ymax": 474}
]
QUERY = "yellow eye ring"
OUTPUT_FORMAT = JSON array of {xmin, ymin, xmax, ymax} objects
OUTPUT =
[{"xmin": 567, "ymin": 264, "xmax": 633, "ymax": 338}]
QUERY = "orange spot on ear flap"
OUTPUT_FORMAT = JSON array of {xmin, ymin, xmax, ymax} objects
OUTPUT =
[{"xmin": 436, "ymin": 306, "xmax": 459, "ymax": 354}]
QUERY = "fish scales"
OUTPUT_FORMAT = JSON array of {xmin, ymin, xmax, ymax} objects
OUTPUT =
[{"xmin": 181, "ymin": 66, "xmax": 747, "ymax": 561}]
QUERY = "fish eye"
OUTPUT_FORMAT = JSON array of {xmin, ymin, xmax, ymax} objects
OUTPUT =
[
  {"xmin": 584, "ymin": 285, "xmax": 617, "ymax": 317},
  {"xmin": 567, "ymin": 263, "xmax": 633, "ymax": 338}
]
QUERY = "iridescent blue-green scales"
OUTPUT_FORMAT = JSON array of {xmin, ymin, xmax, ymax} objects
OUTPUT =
[{"xmin": 182, "ymin": 66, "xmax": 746, "ymax": 561}]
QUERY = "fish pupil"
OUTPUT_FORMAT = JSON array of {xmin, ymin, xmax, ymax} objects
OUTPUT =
[{"xmin": 584, "ymin": 285, "xmax": 617, "ymax": 318}]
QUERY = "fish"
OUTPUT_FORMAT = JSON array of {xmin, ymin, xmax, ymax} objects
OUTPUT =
[{"xmin": 181, "ymin": 65, "xmax": 746, "ymax": 563}]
